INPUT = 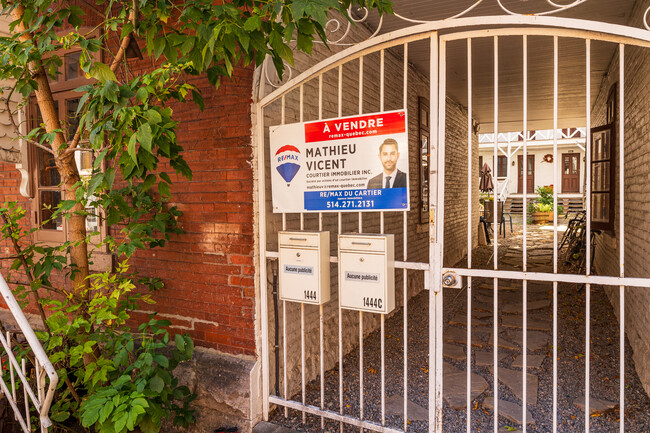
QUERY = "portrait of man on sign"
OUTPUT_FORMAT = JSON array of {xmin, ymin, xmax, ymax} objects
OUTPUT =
[{"xmin": 366, "ymin": 138, "xmax": 407, "ymax": 189}]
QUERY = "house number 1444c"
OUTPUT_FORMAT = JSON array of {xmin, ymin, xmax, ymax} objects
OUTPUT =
[{"xmin": 363, "ymin": 297, "xmax": 383, "ymax": 309}]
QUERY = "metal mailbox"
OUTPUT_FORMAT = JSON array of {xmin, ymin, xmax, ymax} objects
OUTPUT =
[
  {"xmin": 278, "ymin": 231, "xmax": 330, "ymax": 304},
  {"xmin": 338, "ymin": 233, "xmax": 395, "ymax": 314}
]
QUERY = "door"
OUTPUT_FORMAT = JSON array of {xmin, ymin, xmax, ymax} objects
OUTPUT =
[
  {"xmin": 562, "ymin": 152, "xmax": 580, "ymax": 192},
  {"xmin": 518, "ymin": 154, "xmax": 535, "ymax": 193}
]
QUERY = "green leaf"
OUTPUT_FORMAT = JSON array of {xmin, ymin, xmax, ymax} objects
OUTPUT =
[
  {"xmin": 132, "ymin": 397, "xmax": 149, "ymax": 408},
  {"xmin": 154, "ymin": 354, "xmax": 169, "ymax": 368},
  {"xmin": 104, "ymin": 167, "xmax": 116, "ymax": 189},
  {"xmin": 127, "ymin": 134, "xmax": 138, "ymax": 163},
  {"xmin": 175, "ymin": 333, "xmax": 185, "ymax": 351},
  {"xmin": 136, "ymin": 87, "xmax": 148, "ymax": 103},
  {"xmin": 159, "ymin": 172, "xmax": 172, "ymax": 184},
  {"xmin": 139, "ymin": 415, "xmax": 159, "ymax": 433},
  {"xmin": 147, "ymin": 109, "xmax": 161, "ymax": 124},
  {"xmin": 158, "ymin": 182, "xmax": 170, "ymax": 198},
  {"xmin": 142, "ymin": 174, "xmax": 156, "ymax": 192},
  {"xmin": 99, "ymin": 401, "xmax": 114, "ymax": 424},
  {"xmin": 81, "ymin": 404, "xmax": 101, "ymax": 427},
  {"xmin": 94, "ymin": 148, "xmax": 109, "ymax": 168},
  {"xmin": 191, "ymin": 90, "xmax": 204, "ymax": 111},
  {"xmin": 113, "ymin": 411, "xmax": 128, "ymax": 433},
  {"xmin": 244, "ymin": 15, "xmax": 261, "ymax": 31},
  {"xmin": 50, "ymin": 411, "xmax": 70, "ymax": 422},
  {"xmin": 87, "ymin": 62, "xmax": 117, "ymax": 83},
  {"xmin": 137, "ymin": 123, "xmax": 153, "ymax": 153},
  {"xmin": 269, "ymin": 30, "xmax": 293, "ymax": 65},
  {"xmin": 87, "ymin": 173, "xmax": 104, "ymax": 197},
  {"xmin": 149, "ymin": 375, "xmax": 164, "ymax": 393}
]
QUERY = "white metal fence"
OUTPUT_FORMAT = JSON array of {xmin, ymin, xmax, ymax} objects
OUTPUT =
[
  {"xmin": 256, "ymin": 15, "xmax": 650, "ymax": 433},
  {"xmin": 0, "ymin": 273, "xmax": 58, "ymax": 432}
]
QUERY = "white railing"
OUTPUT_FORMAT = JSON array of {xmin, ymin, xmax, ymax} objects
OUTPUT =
[
  {"xmin": 479, "ymin": 127, "xmax": 586, "ymax": 144},
  {"xmin": 497, "ymin": 178, "xmax": 509, "ymax": 202},
  {"xmin": 0, "ymin": 272, "xmax": 58, "ymax": 433}
]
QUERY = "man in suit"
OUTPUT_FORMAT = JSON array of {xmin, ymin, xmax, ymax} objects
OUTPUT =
[{"xmin": 367, "ymin": 138, "xmax": 407, "ymax": 189}]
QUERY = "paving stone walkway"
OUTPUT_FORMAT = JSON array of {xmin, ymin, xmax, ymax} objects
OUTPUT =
[
  {"xmin": 269, "ymin": 219, "xmax": 650, "ymax": 432},
  {"xmin": 442, "ymin": 225, "xmax": 557, "ymax": 429}
]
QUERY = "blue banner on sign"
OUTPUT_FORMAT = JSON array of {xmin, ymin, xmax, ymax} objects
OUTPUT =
[{"xmin": 304, "ymin": 188, "xmax": 408, "ymax": 211}]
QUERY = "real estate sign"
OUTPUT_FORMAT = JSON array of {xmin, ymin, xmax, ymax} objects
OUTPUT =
[{"xmin": 270, "ymin": 110, "xmax": 409, "ymax": 213}]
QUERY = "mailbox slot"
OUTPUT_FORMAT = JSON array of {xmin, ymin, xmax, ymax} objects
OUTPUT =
[
  {"xmin": 278, "ymin": 231, "xmax": 330, "ymax": 305},
  {"xmin": 338, "ymin": 234, "xmax": 395, "ymax": 314}
]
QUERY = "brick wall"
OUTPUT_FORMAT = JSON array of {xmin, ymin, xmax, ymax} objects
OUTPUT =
[
  {"xmin": 0, "ymin": 9, "xmax": 258, "ymax": 358},
  {"xmin": 255, "ymin": 19, "xmax": 479, "ymax": 399},
  {"xmin": 591, "ymin": 0, "xmax": 650, "ymax": 396}
]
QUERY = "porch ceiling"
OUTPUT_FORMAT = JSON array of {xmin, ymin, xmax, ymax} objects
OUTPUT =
[{"xmin": 359, "ymin": 0, "xmax": 640, "ymax": 132}]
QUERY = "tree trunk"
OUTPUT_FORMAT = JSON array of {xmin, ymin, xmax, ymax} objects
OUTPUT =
[{"xmin": 11, "ymin": 5, "xmax": 90, "ymax": 292}]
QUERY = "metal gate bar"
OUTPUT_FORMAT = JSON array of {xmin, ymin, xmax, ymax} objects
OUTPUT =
[
  {"xmin": 402, "ymin": 43, "xmax": 409, "ymax": 432},
  {"xmin": 618, "ymin": 43, "xmax": 625, "ymax": 433},
  {"xmin": 492, "ymin": 35, "xmax": 500, "ymax": 433},
  {"xmin": 522, "ymin": 33, "xmax": 529, "ymax": 432},
  {"xmin": 585, "ymin": 38, "xmax": 592, "ymax": 433},
  {"xmin": 553, "ymin": 35, "xmax": 559, "ymax": 433},
  {"xmin": 428, "ymin": 30, "xmax": 440, "ymax": 433},
  {"xmin": 465, "ymin": 37, "xmax": 473, "ymax": 433},
  {"xmin": 338, "ymin": 64, "xmax": 344, "ymax": 433},
  {"xmin": 269, "ymin": 396, "xmax": 403, "ymax": 433}
]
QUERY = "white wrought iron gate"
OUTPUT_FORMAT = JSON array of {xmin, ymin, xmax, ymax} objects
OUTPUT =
[{"xmin": 256, "ymin": 13, "xmax": 650, "ymax": 433}]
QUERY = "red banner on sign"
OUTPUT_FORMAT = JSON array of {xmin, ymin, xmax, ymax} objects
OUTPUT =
[{"xmin": 304, "ymin": 111, "xmax": 406, "ymax": 143}]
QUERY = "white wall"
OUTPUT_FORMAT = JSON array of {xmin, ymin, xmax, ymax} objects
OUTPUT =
[{"xmin": 478, "ymin": 142, "xmax": 585, "ymax": 195}]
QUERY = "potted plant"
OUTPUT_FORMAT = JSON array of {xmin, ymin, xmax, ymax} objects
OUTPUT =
[{"xmin": 528, "ymin": 185, "xmax": 563, "ymax": 223}]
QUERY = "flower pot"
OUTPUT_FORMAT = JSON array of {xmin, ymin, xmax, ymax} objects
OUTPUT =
[{"xmin": 531, "ymin": 211, "xmax": 553, "ymax": 224}]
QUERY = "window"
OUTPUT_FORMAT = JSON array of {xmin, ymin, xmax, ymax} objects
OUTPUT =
[
  {"xmin": 589, "ymin": 84, "xmax": 617, "ymax": 232},
  {"xmin": 496, "ymin": 155, "xmax": 507, "ymax": 178},
  {"xmin": 590, "ymin": 124, "xmax": 615, "ymax": 231},
  {"xmin": 418, "ymin": 97, "xmax": 430, "ymax": 223},
  {"xmin": 30, "ymin": 47, "xmax": 104, "ymax": 245}
]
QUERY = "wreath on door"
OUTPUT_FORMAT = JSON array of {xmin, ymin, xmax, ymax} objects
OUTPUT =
[{"xmin": 542, "ymin": 154, "xmax": 553, "ymax": 163}]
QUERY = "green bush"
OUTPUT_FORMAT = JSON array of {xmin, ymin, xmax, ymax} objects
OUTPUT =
[{"xmin": 527, "ymin": 185, "xmax": 564, "ymax": 215}]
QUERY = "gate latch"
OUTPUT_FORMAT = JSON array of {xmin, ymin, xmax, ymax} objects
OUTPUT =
[{"xmin": 442, "ymin": 271, "xmax": 462, "ymax": 289}]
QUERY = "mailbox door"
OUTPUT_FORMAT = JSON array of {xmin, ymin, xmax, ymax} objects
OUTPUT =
[
  {"xmin": 279, "ymin": 247, "xmax": 320, "ymax": 304},
  {"xmin": 339, "ymin": 252, "xmax": 386, "ymax": 313}
]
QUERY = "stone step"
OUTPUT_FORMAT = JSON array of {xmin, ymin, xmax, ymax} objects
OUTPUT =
[
  {"xmin": 444, "ymin": 371, "xmax": 490, "ymax": 410},
  {"xmin": 385, "ymin": 394, "xmax": 428, "ymax": 421},
  {"xmin": 573, "ymin": 396, "xmax": 619, "ymax": 415},
  {"xmin": 449, "ymin": 313, "xmax": 491, "ymax": 327},
  {"xmin": 474, "ymin": 350, "xmax": 509, "ymax": 366},
  {"xmin": 253, "ymin": 421, "xmax": 301, "ymax": 433},
  {"xmin": 443, "ymin": 343, "xmax": 465, "ymax": 361},
  {"xmin": 444, "ymin": 327, "xmax": 485, "ymax": 347},
  {"xmin": 489, "ymin": 367, "xmax": 539, "ymax": 405},
  {"xmin": 483, "ymin": 397, "xmax": 535, "ymax": 426},
  {"xmin": 508, "ymin": 330, "xmax": 550, "ymax": 352},
  {"xmin": 511, "ymin": 354, "xmax": 546, "ymax": 369},
  {"xmin": 502, "ymin": 300, "xmax": 551, "ymax": 314},
  {"xmin": 501, "ymin": 315, "xmax": 552, "ymax": 332},
  {"xmin": 488, "ymin": 334, "xmax": 520, "ymax": 351}
]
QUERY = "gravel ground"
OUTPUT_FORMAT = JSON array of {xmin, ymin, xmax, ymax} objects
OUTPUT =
[{"xmin": 269, "ymin": 219, "xmax": 650, "ymax": 432}]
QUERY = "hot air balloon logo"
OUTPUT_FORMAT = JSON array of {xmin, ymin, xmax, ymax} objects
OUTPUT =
[{"xmin": 275, "ymin": 145, "xmax": 301, "ymax": 186}]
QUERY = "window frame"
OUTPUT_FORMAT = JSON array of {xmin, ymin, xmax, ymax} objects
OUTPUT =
[
  {"xmin": 589, "ymin": 122, "xmax": 616, "ymax": 232},
  {"xmin": 29, "ymin": 42, "xmax": 108, "ymax": 252},
  {"xmin": 496, "ymin": 155, "xmax": 508, "ymax": 178}
]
